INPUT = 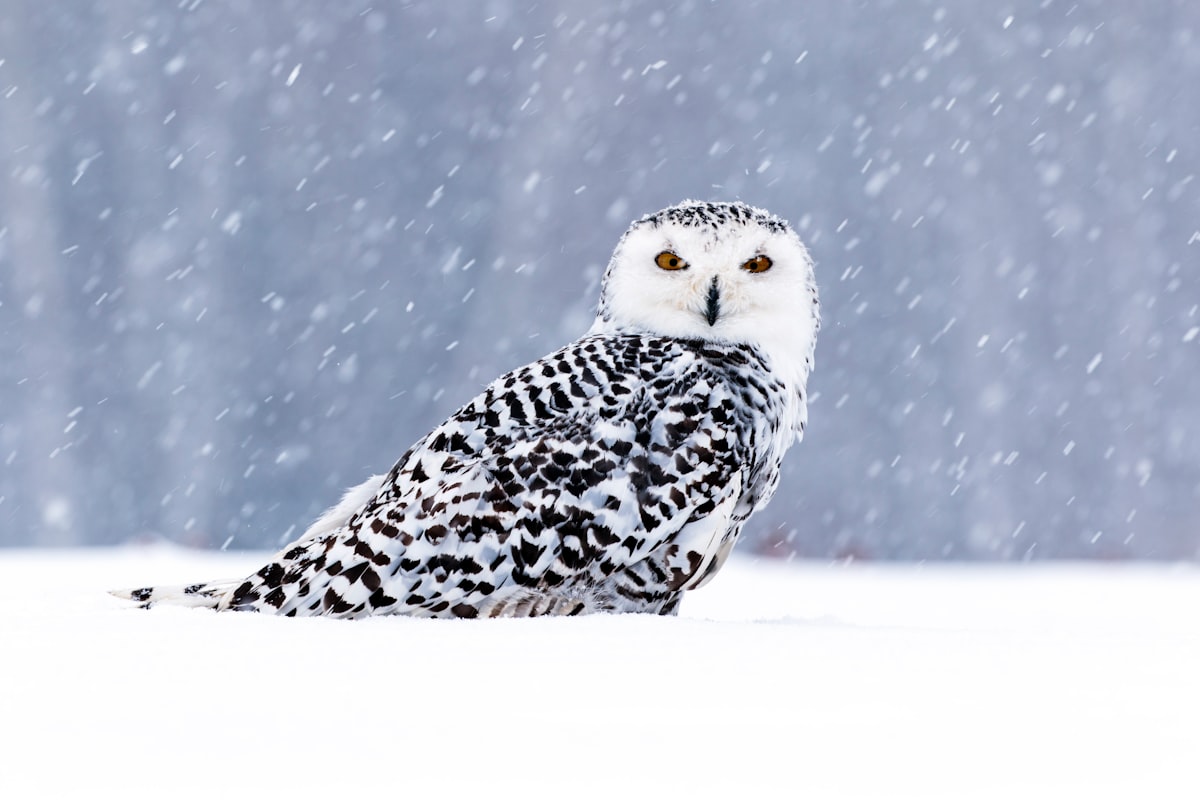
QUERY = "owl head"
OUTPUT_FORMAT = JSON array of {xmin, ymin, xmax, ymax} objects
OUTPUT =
[{"xmin": 590, "ymin": 200, "xmax": 819, "ymax": 386}]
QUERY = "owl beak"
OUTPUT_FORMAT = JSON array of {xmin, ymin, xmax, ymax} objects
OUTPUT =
[{"xmin": 704, "ymin": 276, "xmax": 720, "ymax": 326}]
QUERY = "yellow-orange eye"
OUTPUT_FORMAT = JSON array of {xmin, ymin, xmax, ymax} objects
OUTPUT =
[
  {"xmin": 655, "ymin": 251, "xmax": 688, "ymax": 271},
  {"xmin": 742, "ymin": 255, "xmax": 773, "ymax": 273}
]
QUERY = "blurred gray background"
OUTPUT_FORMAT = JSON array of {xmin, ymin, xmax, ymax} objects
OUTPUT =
[{"xmin": 1, "ymin": 1, "xmax": 1197, "ymax": 559}]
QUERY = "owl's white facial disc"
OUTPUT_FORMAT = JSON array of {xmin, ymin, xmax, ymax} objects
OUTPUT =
[{"xmin": 590, "ymin": 201, "xmax": 820, "ymax": 387}]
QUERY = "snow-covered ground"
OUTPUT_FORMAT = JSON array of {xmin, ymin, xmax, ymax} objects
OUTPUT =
[{"xmin": 1, "ymin": 547, "xmax": 1196, "ymax": 799}]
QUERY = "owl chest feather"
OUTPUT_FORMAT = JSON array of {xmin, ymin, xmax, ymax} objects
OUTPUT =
[
  {"xmin": 463, "ymin": 336, "xmax": 794, "ymax": 602},
  {"xmin": 447, "ymin": 334, "xmax": 793, "ymax": 503}
]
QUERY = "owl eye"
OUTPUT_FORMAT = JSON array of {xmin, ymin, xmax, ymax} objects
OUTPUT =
[
  {"xmin": 741, "ymin": 255, "xmax": 773, "ymax": 273},
  {"xmin": 655, "ymin": 251, "xmax": 688, "ymax": 271}
]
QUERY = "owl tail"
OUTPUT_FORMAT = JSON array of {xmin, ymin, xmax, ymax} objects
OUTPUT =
[{"xmin": 109, "ymin": 579, "xmax": 240, "ymax": 610}]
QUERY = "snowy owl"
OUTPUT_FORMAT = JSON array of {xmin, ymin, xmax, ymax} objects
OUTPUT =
[{"xmin": 115, "ymin": 200, "xmax": 820, "ymax": 618}]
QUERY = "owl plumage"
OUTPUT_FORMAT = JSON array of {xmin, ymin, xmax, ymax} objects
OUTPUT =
[{"xmin": 115, "ymin": 200, "xmax": 819, "ymax": 618}]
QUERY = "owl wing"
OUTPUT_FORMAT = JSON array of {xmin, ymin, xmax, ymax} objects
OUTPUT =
[{"xmin": 223, "ymin": 335, "xmax": 753, "ymax": 617}]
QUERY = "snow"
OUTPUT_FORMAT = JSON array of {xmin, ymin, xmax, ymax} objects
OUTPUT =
[{"xmin": 1, "ymin": 547, "xmax": 1196, "ymax": 798}]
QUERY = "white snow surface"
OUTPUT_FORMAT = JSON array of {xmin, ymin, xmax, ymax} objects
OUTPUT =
[{"xmin": 1, "ymin": 546, "xmax": 1197, "ymax": 799}]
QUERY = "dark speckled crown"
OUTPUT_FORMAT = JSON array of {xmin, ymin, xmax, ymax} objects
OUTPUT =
[{"xmin": 634, "ymin": 200, "xmax": 790, "ymax": 235}]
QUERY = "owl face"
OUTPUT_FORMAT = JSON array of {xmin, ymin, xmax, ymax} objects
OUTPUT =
[{"xmin": 592, "ymin": 201, "xmax": 819, "ymax": 385}]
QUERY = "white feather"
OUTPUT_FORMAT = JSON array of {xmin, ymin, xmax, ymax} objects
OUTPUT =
[{"xmin": 297, "ymin": 473, "xmax": 388, "ymax": 541}]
